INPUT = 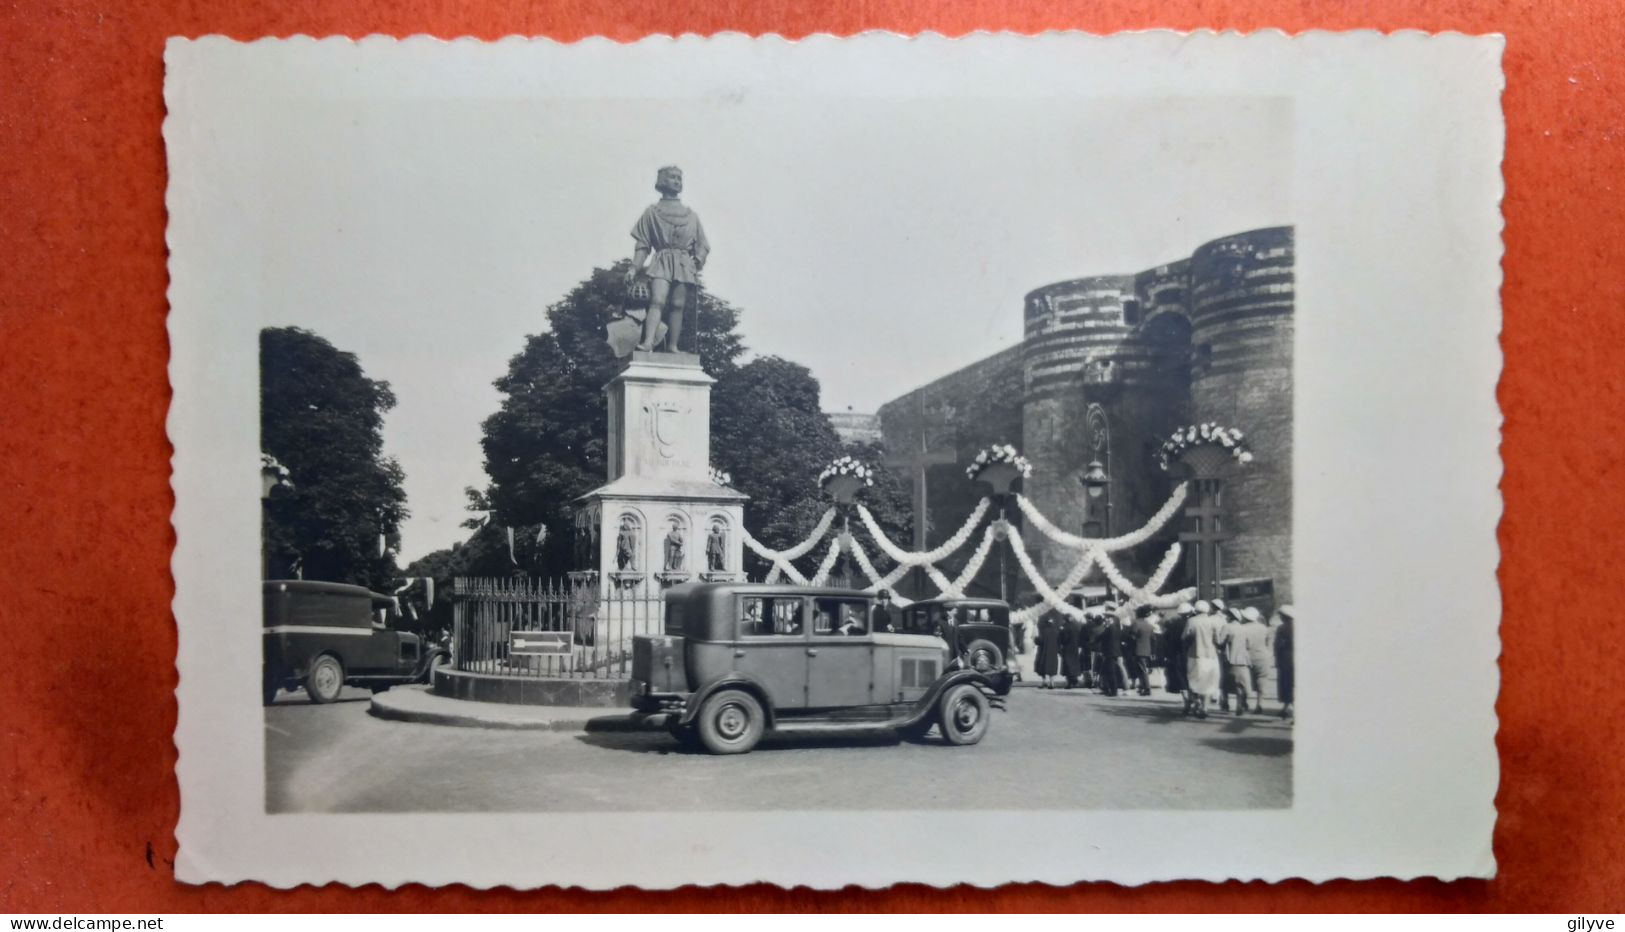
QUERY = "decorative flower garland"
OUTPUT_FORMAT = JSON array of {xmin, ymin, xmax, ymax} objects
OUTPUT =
[
  {"xmin": 816, "ymin": 455, "xmax": 875, "ymax": 489},
  {"xmin": 708, "ymin": 466, "xmax": 733, "ymax": 487},
  {"xmin": 1157, "ymin": 422, "xmax": 1254, "ymax": 471},
  {"xmin": 260, "ymin": 453, "xmax": 291, "ymax": 480},
  {"xmin": 807, "ymin": 538, "xmax": 844, "ymax": 587},
  {"xmin": 855, "ymin": 498, "xmax": 991, "ymax": 567},
  {"xmin": 946, "ymin": 525, "xmax": 1000, "ymax": 598},
  {"xmin": 1014, "ymin": 483, "xmax": 1188, "ymax": 553},
  {"xmin": 740, "ymin": 507, "xmax": 837, "ymax": 563},
  {"xmin": 1005, "ymin": 527, "xmax": 1094, "ymax": 624},
  {"xmin": 965, "ymin": 444, "xmax": 1033, "ymax": 482}
]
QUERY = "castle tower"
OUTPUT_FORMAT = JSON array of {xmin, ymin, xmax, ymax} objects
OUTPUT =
[
  {"xmin": 1020, "ymin": 274, "xmax": 1189, "ymax": 583},
  {"xmin": 1187, "ymin": 227, "xmax": 1295, "ymax": 601}
]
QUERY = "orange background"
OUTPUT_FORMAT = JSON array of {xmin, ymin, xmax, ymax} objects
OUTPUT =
[{"xmin": 2, "ymin": 0, "xmax": 1621, "ymax": 913}]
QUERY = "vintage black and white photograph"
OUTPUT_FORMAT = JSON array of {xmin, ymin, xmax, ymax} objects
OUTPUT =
[{"xmin": 167, "ymin": 32, "xmax": 1502, "ymax": 887}]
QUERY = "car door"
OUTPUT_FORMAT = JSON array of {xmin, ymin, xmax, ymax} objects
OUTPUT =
[
  {"xmin": 806, "ymin": 596, "xmax": 875, "ymax": 708},
  {"xmin": 731, "ymin": 595, "xmax": 809, "ymax": 710}
]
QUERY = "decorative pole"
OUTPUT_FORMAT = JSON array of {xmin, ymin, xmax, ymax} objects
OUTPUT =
[{"xmin": 969, "ymin": 445, "xmax": 1032, "ymax": 605}]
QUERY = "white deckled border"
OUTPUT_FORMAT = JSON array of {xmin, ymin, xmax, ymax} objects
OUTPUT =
[{"xmin": 167, "ymin": 29, "xmax": 1503, "ymax": 889}]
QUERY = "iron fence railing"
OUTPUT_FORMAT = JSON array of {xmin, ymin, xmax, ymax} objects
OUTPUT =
[{"xmin": 451, "ymin": 576, "xmax": 667, "ymax": 679}]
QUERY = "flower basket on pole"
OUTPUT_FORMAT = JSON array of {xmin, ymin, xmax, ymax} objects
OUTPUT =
[
  {"xmin": 817, "ymin": 456, "xmax": 874, "ymax": 505},
  {"xmin": 973, "ymin": 462, "xmax": 1021, "ymax": 497}
]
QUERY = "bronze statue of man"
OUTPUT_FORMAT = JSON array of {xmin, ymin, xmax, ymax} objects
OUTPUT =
[{"xmin": 625, "ymin": 165, "xmax": 710, "ymax": 353}]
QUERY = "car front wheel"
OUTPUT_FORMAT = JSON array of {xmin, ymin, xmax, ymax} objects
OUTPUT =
[
  {"xmin": 696, "ymin": 690, "xmax": 765, "ymax": 755},
  {"xmin": 937, "ymin": 683, "xmax": 991, "ymax": 746},
  {"xmin": 305, "ymin": 654, "xmax": 345, "ymax": 704}
]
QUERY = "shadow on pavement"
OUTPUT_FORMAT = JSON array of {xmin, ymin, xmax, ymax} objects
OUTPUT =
[
  {"xmin": 575, "ymin": 728, "xmax": 910, "ymax": 755},
  {"xmin": 1056, "ymin": 696, "xmax": 1294, "ymax": 735},
  {"xmin": 1198, "ymin": 735, "xmax": 1293, "ymax": 757}
]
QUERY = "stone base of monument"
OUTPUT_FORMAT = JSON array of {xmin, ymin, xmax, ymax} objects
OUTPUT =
[
  {"xmin": 434, "ymin": 352, "xmax": 751, "ymax": 709},
  {"xmin": 432, "ymin": 665, "xmax": 635, "ymax": 708}
]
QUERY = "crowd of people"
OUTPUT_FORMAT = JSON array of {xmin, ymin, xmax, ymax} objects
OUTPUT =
[{"xmin": 1025, "ymin": 598, "xmax": 1295, "ymax": 720}]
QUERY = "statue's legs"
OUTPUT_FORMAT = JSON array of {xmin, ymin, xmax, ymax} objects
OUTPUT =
[
  {"xmin": 665, "ymin": 284, "xmax": 688, "ymax": 352},
  {"xmin": 639, "ymin": 279, "xmax": 671, "ymax": 351}
]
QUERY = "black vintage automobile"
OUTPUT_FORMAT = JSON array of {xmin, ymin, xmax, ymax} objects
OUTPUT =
[
  {"xmin": 897, "ymin": 597, "xmax": 1017, "ymax": 695},
  {"xmin": 262, "ymin": 580, "xmax": 448, "ymax": 704},
  {"xmin": 631, "ymin": 582, "xmax": 1004, "ymax": 755}
]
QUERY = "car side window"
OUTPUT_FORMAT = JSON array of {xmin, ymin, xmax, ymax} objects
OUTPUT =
[
  {"xmin": 740, "ymin": 597, "xmax": 804, "ymax": 637},
  {"xmin": 815, "ymin": 598, "xmax": 869, "ymax": 636}
]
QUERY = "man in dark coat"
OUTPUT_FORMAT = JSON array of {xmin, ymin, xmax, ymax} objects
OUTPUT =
[
  {"xmin": 1094, "ymin": 608, "xmax": 1125, "ymax": 697},
  {"xmin": 1130, "ymin": 605, "xmax": 1159, "ymax": 696},
  {"xmin": 1034, "ymin": 610, "xmax": 1061, "ymax": 688},
  {"xmin": 1060, "ymin": 611, "xmax": 1086, "ymax": 688}
]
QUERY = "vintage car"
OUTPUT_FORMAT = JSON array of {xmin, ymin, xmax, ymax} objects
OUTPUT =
[
  {"xmin": 262, "ymin": 579, "xmax": 448, "ymax": 705},
  {"xmin": 631, "ymin": 582, "xmax": 1004, "ymax": 755},
  {"xmin": 896, "ymin": 597, "xmax": 1017, "ymax": 695}
]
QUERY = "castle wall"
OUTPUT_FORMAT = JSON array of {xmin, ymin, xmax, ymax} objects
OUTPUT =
[
  {"xmin": 875, "ymin": 345, "xmax": 1024, "ymax": 599},
  {"xmin": 877, "ymin": 225, "xmax": 1294, "ymax": 605}
]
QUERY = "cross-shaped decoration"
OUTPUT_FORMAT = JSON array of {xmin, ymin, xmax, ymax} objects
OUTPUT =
[
  {"xmin": 884, "ymin": 432, "xmax": 957, "ymax": 552},
  {"xmin": 1178, "ymin": 477, "xmax": 1232, "ymax": 599}
]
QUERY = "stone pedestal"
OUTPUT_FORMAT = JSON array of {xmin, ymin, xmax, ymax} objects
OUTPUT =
[{"xmin": 574, "ymin": 352, "xmax": 748, "ymax": 599}]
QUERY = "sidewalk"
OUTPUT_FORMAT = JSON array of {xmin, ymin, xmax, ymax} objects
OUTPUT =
[{"xmin": 369, "ymin": 685, "xmax": 664, "ymax": 732}]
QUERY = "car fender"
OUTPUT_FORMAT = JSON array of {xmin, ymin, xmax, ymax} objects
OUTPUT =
[
  {"xmin": 678, "ymin": 674, "xmax": 777, "ymax": 729},
  {"xmin": 900, "ymin": 669, "xmax": 1003, "ymax": 726}
]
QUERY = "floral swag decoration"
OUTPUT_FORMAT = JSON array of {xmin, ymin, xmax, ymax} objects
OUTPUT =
[
  {"xmin": 816, "ymin": 455, "xmax": 875, "ymax": 489},
  {"xmin": 1157, "ymin": 423, "xmax": 1255, "ymax": 471},
  {"xmin": 708, "ymin": 466, "xmax": 733, "ymax": 487},
  {"xmin": 260, "ymin": 452, "xmax": 291, "ymax": 481},
  {"xmin": 966, "ymin": 444, "xmax": 1033, "ymax": 482}
]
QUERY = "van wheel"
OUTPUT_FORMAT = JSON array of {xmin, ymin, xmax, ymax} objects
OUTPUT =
[
  {"xmin": 421, "ymin": 653, "xmax": 448, "ymax": 685},
  {"xmin": 696, "ymin": 690, "xmax": 765, "ymax": 755},
  {"xmin": 963, "ymin": 639, "xmax": 1005, "ymax": 676},
  {"xmin": 305, "ymin": 655, "xmax": 345, "ymax": 704},
  {"xmin": 937, "ymin": 684, "xmax": 990, "ymax": 746},
  {"xmin": 262, "ymin": 672, "xmax": 279, "ymax": 706}
]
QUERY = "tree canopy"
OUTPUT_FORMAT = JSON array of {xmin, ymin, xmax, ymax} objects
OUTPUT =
[
  {"xmin": 472, "ymin": 262, "xmax": 911, "ymax": 580},
  {"xmin": 260, "ymin": 326, "xmax": 407, "ymax": 589}
]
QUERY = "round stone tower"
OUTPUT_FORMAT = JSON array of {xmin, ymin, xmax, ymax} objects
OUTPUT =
[
  {"xmin": 1020, "ymin": 274, "xmax": 1189, "ymax": 582},
  {"xmin": 1187, "ymin": 226, "xmax": 1295, "ymax": 600}
]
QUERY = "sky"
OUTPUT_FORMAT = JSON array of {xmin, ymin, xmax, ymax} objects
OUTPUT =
[{"xmin": 251, "ymin": 95, "xmax": 1291, "ymax": 562}]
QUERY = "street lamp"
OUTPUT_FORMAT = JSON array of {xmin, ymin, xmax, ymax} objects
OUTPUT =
[
  {"xmin": 1080, "ymin": 459, "xmax": 1109, "ymax": 499},
  {"xmin": 1082, "ymin": 402, "xmax": 1115, "ymax": 599}
]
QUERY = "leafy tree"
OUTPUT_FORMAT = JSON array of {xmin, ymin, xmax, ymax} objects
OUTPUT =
[
  {"xmin": 261, "ymin": 327, "xmax": 407, "ymax": 589},
  {"xmin": 474, "ymin": 263, "xmax": 911, "ymax": 581},
  {"xmin": 711, "ymin": 357, "xmax": 913, "ymax": 578}
]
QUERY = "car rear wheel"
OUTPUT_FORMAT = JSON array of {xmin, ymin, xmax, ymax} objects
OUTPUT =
[
  {"xmin": 305, "ymin": 654, "xmax": 345, "ymax": 704},
  {"xmin": 963, "ymin": 638, "xmax": 1005, "ymax": 676},
  {"xmin": 262, "ymin": 671, "xmax": 279, "ymax": 706},
  {"xmin": 696, "ymin": 690, "xmax": 765, "ymax": 755},
  {"xmin": 937, "ymin": 683, "xmax": 991, "ymax": 746}
]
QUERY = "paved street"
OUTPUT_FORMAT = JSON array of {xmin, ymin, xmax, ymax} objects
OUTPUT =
[{"xmin": 265, "ymin": 685, "xmax": 1291, "ymax": 812}]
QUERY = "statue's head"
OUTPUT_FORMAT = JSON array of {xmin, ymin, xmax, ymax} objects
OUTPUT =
[{"xmin": 655, "ymin": 165, "xmax": 684, "ymax": 197}]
